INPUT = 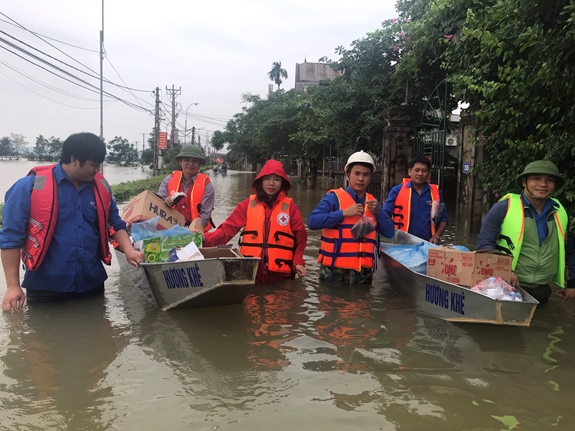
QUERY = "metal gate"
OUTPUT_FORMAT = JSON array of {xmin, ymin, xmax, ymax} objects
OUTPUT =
[{"xmin": 414, "ymin": 81, "xmax": 450, "ymax": 189}]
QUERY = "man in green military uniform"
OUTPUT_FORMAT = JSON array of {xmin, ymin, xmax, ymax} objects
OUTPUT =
[{"xmin": 476, "ymin": 160, "xmax": 575, "ymax": 304}]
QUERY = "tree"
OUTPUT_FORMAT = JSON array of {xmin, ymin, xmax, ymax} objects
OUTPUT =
[
  {"xmin": 9, "ymin": 133, "xmax": 28, "ymax": 159},
  {"xmin": 210, "ymin": 130, "xmax": 226, "ymax": 152},
  {"xmin": 32, "ymin": 135, "xmax": 49, "ymax": 161},
  {"xmin": 268, "ymin": 61, "xmax": 288, "ymax": 90},
  {"xmin": 0, "ymin": 136, "xmax": 12, "ymax": 159},
  {"xmin": 106, "ymin": 136, "xmax": 138, "ymax": 166}
]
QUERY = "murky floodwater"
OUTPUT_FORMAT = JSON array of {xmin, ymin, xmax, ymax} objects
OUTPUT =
[{"xmin": 1, "ymin": 166, "xmax": 575, "ymax": 430}]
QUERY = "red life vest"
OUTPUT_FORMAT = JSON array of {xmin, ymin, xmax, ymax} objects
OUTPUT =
[
  {"xmin": 318, "ymin": 188, "xmax": 378, "ymax": 271},
  {"xmin": 167, "ymin": 171, "xmax": 213, "ymax": 231},
  {"xmin": 21, "ymin": 165, "xmax": 113, "ymax": 271},
  {"xmin": 392, "ymin": 178, "xmax": 440, "ymax": 236},
  {"xmin": 239, "ymin": 194, "xmax": 295, "ymax": 274}
]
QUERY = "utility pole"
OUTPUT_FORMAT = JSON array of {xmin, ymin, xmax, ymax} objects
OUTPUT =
[
  {"xmin": 166, "ymin": 85, "xmax": 181, "ymax": 148},
  {"xmin": 99, "ymin": 0, "xmax": 105, "ymax": 173},
  {"xmin": 191, "ymin": 126, "xmax": 196, "ymax": 146},
  {"xmin": 141, "ymin": 132, "xmax": 146, "ymax": 162},
  {"xmin": 153, "ymin": 87, "xmax": 161, "ymax": 176}
]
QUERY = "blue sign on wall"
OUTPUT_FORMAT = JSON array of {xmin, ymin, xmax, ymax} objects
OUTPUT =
[{"xmin": 462, "ymin": 162, "xmax": 471, "ymax": 174}]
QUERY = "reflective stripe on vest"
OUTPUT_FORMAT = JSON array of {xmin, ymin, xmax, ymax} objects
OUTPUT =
[
  {"xmin": 167, "ymin": 171, "xmax": 212, "ymax": 231},
  {"xmin": 392, "ymin": 178, "xmax": 440, "ymax": 236},
  {"xmin": 496, "ymin": 193, "xmax": 567, "ymax": 287},
  {"xmin": 239, "ymin": 195, "xmax": 295, "ymax": 274},
  {"xmin": 22, "ymin": 165, "xmax": 113, "ymax": 270},
  {"xmin": 318, "ymin": 188, "xmax": 377, "ymax": 271}
]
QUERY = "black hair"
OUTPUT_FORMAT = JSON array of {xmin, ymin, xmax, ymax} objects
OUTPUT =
[
  {"xmin": 345, "ymin": 162, "xmax": 374, "ymax": 174},
  {"xmin": 60, "ymin": 132, "xmax": 106, "ymax": 165},
  {"xmin": 408, "ymin": 156, "xmax": 431, "ymax": 170},
  {"xmin": 253, "ymin": 177, "xmax": 290, "ymax": 207}
]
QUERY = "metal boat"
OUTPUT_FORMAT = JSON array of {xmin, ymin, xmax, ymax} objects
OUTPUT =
[
  {"xmin": 115, "ymin": 247, "xmax": 259, "ymax": 310},
  {"xmin": 377, "ymin": 230, "xmax": 539, "ymax": 326}
]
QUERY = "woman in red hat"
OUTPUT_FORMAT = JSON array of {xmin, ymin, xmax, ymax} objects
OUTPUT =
[{"xmin": 201, "ymin": 160, "xmax": 307, "ymax": 283}]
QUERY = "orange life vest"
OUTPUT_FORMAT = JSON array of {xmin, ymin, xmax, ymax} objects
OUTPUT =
[
  {"xmin": 167, "ymin": 171, "xmax": 213, "ymax": 231},
  {"xmin": 239, "ymin": 195, "xmax": 295, "ymax": 274},
  {"xmin": 21, "ymin": 165, "xmax": 113, "ymax": 271},
  {"xmin": 318, "ymin": 188, "xmax": 378, "ymax": 271},
  {"xmin": 392, "ymin": 178, "xmax": 440, "ymax": 236}
]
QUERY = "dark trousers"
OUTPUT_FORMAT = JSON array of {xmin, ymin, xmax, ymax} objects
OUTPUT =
[
  {"xmin": 26, "ymin": 284, "xmax": 105, "ymax": 303},
  {"xmin": 521, "ymin": 284, "xmax": 552, "ymax": 304}
]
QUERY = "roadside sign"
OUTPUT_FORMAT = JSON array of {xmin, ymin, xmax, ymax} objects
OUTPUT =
[
  {"xmin": 158, "ymin": 132, "xmax": 168, "ymax": 150},
  {"xmin": 462, "ymin": 162, "xmax": 471, "ymax": 174}
]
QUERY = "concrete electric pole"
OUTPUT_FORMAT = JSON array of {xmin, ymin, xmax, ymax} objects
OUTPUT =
[{"xmin": 166, "ymin": 85, "xmax": 181, "ymax": 148}]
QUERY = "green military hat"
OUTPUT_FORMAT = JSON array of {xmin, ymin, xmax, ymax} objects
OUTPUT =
[
  {"xmin": 176, "ymin": 145, "xmax": 206, "ymax": 163},
  {"xmin": 516, "ymin": 160, "xmax": 564, "ymax": 189}
]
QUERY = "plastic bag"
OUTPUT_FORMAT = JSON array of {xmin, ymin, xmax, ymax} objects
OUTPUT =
[
  {"xmin": 382, "ymin": 241, "xmax": 438, "ymax": 273},
  {"xmin": 351, "ymin": 215, "xmax": 376, "ymax": 240},
  {"xmin": 430, "ymin": 200, "xmax": 445, "ymax": 226},
  {"xmin": 131, "ymin": 216, "xmax": 190, "ymax": 242},
  {"xmin": 471, "ymin": 276, "xmax": 523, "ymax": 301}
]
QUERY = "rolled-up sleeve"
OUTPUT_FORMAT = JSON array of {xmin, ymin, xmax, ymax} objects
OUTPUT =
[
  {"xmin": 0, "ymin": 176, "xmax": 34, "ymax": 249},
  {"xmin": 157, "ymin": 175, "xmax": 172, "ymax": 199}
]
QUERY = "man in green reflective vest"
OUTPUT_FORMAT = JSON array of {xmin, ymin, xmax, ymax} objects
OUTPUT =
[{"xmin": 476, "ymin": 160, "xmax": 575, "ymax": 304}]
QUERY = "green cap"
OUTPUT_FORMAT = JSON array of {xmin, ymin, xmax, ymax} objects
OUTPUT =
[
  {"xmin": 516, "ymin": 160, "xmax": 564, "ymax": 189},
  {"xmin": 176, "ymin": 145, "xmax": 206, "ymax": 163}
]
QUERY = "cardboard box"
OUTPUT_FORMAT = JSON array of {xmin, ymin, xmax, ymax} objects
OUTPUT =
[
  {"xmin": 121, "ymin": 190, "xmax": 186, "ymax": 230},
  {"xmin": 142, "ymin": 233, "xmax": 203, "ymax": 263},
  {"xmin": 427, "ymin": 248, "xmax": 512, "ymax": 287}
]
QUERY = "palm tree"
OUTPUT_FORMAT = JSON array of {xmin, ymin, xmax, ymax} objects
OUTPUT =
[{"xmin": 268, "ymin": 61, "xmax": 288, "ymax": 90}]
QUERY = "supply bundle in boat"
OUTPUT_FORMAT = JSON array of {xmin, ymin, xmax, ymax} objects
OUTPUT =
[
  {"xmin": 378, "ymin": 231, "xmax": 538, "ymax": 326},
  {"xmin": 115, "ymin": 247, "xmax": 259, "ymax": 310}
]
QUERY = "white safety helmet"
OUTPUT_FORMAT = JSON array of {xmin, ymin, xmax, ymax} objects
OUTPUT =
[{"xmin": 344, "ymin": 150, "xmax": 375, "ymax": 173}]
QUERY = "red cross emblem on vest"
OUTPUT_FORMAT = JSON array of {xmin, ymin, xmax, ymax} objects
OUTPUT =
[{"xmin": 277, "ymin": 212, "xmax": 290, "ymax": 227}]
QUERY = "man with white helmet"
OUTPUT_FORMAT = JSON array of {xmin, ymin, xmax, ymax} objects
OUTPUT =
[{"xmin": 308, "ymin": 151, "xmax": 395, "ymax": 283}]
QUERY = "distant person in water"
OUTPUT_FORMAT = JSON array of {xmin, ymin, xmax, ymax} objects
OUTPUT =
[
  {"xmin": 157, "ymin": 145, "xmax": 215, "ymax": 231},
  {"xmin": 193, "ymin": 160, "xmax": 307, "ymax": 283}
]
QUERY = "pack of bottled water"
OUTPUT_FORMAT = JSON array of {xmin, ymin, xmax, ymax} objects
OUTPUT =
[{"xmin": 471, "ymin": 276, "xmax": 524, "ymax": 301}]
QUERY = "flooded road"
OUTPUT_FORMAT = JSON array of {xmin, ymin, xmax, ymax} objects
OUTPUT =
[{"xmin": 1, "ymin": 166, "xmax": 575, "ymax": 430}]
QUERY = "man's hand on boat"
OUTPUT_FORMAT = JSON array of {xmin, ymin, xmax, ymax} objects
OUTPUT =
[
  {"xmin": 556, "ymin": 288, "xmax": 575, "ymax": 302},
  {"xmin": 124, "ymin": 248, "xmax": 145, "ymax": 267}
]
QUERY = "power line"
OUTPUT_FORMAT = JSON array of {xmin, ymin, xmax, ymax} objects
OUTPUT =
[
  {"xmin": 0, "ymin": 27, "xmax": 151, "ymax": 93},
  {"xmin": 0, "ymin": 58, "xmax": 114, "ymax": 102},
  {"xmin": 0, "ymin": 43, "xmax": 152, "ymax": 114},
  {"xmin": 0, "ymin": 17, "xmax": 99, "ymax": 52},
  {"xmin": 0, "ymin": 69, "xmax": 112, "ymax": 110}
]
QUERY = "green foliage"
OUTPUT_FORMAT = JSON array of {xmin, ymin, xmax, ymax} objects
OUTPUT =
[
  {"xmin": 210, "ymin": 130, "xmax": 226, "ymax": 151},
  {"xmin": 268, "ymin": 61, "xmax": 288, "ymax": 90},
  {"xmin": 435, "ymin": 0, "xmax": 575, "ymax": 222},
  {"xmin": 110, "ymin": 176, "xmax": 165, "ymax": 202},
  {"xmin": 0, "ymin": 134, "xmax": 28, "ymax": 159},
  {"xmin": 106, "ymin": 136, "xmax": 139, "ymax": 166},
  {"xmin": 29, "ymin": 135, "xmax": 62, "ymax": 161}
]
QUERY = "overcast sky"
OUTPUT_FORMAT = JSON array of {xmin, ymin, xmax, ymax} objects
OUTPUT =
[{"xmin": 1, "ymin": 0, "xmax": 397, "ymax": 151}]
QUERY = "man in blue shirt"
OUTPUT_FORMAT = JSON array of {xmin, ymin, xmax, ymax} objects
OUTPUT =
[
  {"xmin": 1, "ymin": 132, "xmax": 144, "ymax": 311},
  {"xmin": 308, "ymin": 151, "xmax": 395, "ymax": 283},
  {"xmin": 383, "ymin": 156, "xmax": 449, "ymax": 244},
  {"xmin": 476, "ymin": 160, "xmax": 575, "ymax": 304}
]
